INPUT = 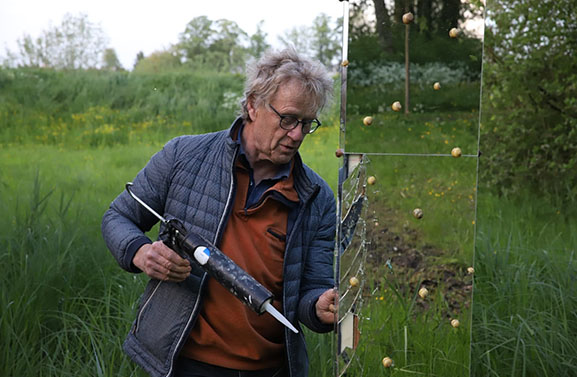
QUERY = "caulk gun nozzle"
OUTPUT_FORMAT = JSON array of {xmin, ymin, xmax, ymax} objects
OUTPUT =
[{"xmin": 264, "ymin": 302, "xmax": 299, "ymax": 334}]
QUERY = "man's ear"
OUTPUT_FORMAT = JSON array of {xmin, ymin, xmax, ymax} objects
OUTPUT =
[{"xmin": 247, "ymin": 97, "xmax": 257, "ymax": 122}]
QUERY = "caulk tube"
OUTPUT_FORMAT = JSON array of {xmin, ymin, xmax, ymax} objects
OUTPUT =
[
  {"xmin": 124, "ymin": 184, "xmax": 296, "ymax": 332},
  {"xmin": 175, "ymin": 232, "xmax": 273, "ymax": 315}
]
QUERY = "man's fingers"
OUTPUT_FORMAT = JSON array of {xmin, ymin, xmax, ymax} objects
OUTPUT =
[
  {"xmin": 138, "ymin": 241, "xmax": 191, "ymax": 282},
  {"xmin": 156, "ymin": 242, "xmax": 191, "ymax": 268},
  {"xmin": 150, "ymin": 264, "xmax": 190, "ymax": 282},
  {"xmin": 316, "ymin": 288, "xmax": 339, "ymax": 324}
]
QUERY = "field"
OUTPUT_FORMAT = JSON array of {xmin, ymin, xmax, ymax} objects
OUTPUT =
[{"xmin": 1, "ymin": 69, "xmax": 576, "ymax": 376}]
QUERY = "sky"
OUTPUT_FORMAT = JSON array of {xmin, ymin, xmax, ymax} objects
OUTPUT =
[{"xmin": 0, "ymin": 1, "xmax": 344, "ymax": 69}]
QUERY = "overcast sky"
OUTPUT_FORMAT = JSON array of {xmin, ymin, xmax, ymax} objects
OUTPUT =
[{"xmin": 0, "ymin": 1, "xmax": 344, "ymax": 69}]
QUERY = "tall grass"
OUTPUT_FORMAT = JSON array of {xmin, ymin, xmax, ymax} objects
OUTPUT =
[
  {"xmin": 337, "ymin": 272, "xmax": 471, "ymax": 376},
  {"xmin": 0, "ymin": 172, "xmax": 147, "ymax": 376},
  {"xmin": 0, "ymin": 68, "xmax": 244, "ymax": 146},
  {"xmin": 471, "ymin": 192, "xmax": 577, "ymax": 376},
  {"xmin": 0, "ymin": 141, "xmax": 166, "ymax": 376}
]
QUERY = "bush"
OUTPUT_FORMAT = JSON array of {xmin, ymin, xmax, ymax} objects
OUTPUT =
[
  {"xmin": 349, "ymin": 61, "xmax": 473, "ymax": 90},
  {"xmin": 479, "ymin": 0, "xmax": 577, "ymax": 203}
]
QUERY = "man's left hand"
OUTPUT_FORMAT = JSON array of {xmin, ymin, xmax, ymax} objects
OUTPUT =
[{"xmin": 316, "ymin": 288, "xmax": 338, "ymax": 324}]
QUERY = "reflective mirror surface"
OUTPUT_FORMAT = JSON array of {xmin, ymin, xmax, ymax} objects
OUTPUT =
[{"xmin": 335, "ymin": 0, "xmax": 484, "ymax": 375}]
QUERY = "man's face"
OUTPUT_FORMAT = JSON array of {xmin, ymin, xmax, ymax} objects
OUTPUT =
[{"xmin": 245, "ymin": 80, "xmax": 317, "ymax": 167}]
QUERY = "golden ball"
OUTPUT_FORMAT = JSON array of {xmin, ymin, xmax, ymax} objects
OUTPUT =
[
  {"xmin": 392, "ymin": 101, "xmax": 402, "ymax": 112},
  {"xmin": 418, "ymin": 287, "xmax": 429, "ymax": 299},
  {"xmin": 367, "ymin": 176, "xmax": 376, "ymax": 185},
  {"xmin": 413, "ymin": 208, "xmax": 423, "ymax": 219},
  {"xmin": 341, "ymin": 59, "xmax": 349, "ymax": 67},
  {"xmin": 363, "ymin": 116, "xmax": 373, "ymax": 126},
  {"xmin": 451, "ymin": 147, "xmax": 462, "ymax": 158},
  {"xmin": 382, "ymin": 357, "xmax": 393, "ymax": 368},
  {"xmin": 433, "ymin": 82, "xmax": 441, "ymax": 90},
  {"xmin": 451, "ymin": 319, "xmax": 460, "ymax": 328},
  {"xmin": 402, "ymin": 12, "xmax": 414, "ymax": 24},
  {"xmin": 449, "ymin": 28, "xmax": 459, "ymax": 38},
  {"xmin": 349, "ymin": 276, "xmax": 360, "ymax": 287}
]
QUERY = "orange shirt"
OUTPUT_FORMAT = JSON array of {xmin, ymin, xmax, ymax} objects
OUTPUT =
[{"xmin": 180, "ymin": 160, "xmax": 299, "ymax": 370}]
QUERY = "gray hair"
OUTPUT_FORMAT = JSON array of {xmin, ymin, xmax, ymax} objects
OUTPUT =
[{"xmin": 239, "ymin": 48, "xmax": 333, "ymax": 121}]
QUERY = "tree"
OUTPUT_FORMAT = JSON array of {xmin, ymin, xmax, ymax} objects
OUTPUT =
[
  {"xmin": 210, "ymin": 19, "xmax": 249, "ymax": 72},
  {"xmin": 248, "ymin": 21, "xmax": 270, "ymax": 60},
  {"xmin": 277, "ymin": 15, "xmax": 342, "ymax": 69},
  {"xmin": 133, "ymin": 49, "xmax": 182, "ymax": 74},
  {"xmin": 102, "ymin": 48, "xmax": 123, "ymax": 71},
  {"xmin": 178, "ymin": 16, "xmax": 214, "ymax": 59},
  {"xmin": 177, "ymin": 16, "xmax": 248, "ymax": 72},
  {"xmin": 133, "ymin": 51, "xmax": 145, "ymax": 70},
  {"xmin": 359, "ymin": 0, "xmax": 472, "ymax": 55},
  {"xmin": 310, "ymin": 14, "xmax": 341, "ymax": 68},
  {"xmin": 278, "ymin": 26, "xmax": 312, "ymax": 53},
  {"xmin": 478, "ymin": 0, "xmax": 577, "ymax": 203},
  {"xmin": 7, "ymin": 13, "xmax": 108, "ymax": 69},
  {"xmin": 373, "ymin": 0, "xmax": 394, "ymax": 53}
]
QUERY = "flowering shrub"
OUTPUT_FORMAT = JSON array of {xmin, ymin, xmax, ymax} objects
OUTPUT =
[{"xmin": 349, "ymin": 62, "xmax": 472, "ymax": 90}]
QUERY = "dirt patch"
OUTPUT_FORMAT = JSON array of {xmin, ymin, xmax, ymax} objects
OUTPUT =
[{"xmin": 364, "ymin": 218, "xmax": 473, "ymax": 318}]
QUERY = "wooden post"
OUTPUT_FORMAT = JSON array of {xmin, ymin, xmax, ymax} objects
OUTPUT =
[{"xmin": 405, "ymin": 22, "xmax": 410, "ymax": 114}]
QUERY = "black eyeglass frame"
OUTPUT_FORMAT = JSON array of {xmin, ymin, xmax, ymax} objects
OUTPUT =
[{"xmin": 268, "ymin": 104, "xmax": 321, "ymax": 134}]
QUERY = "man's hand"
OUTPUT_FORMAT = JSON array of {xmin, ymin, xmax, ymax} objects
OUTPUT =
[
  {"xmin": 316, "ymin": 288, "xmax": 338, "ymax": 324},
  {"xmin": 133, "ymin": 241, "xmax": 191, "ymax": 282}
]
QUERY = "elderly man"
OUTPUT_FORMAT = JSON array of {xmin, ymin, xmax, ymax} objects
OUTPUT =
[{"xmin": 102, "ymin": 49, "xmax": 337, "ymax": 377}]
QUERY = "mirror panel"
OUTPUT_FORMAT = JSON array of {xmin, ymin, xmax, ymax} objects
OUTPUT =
[{"xmin": 335, "ymin": 0, "xmax": 484, "ymax": 375}]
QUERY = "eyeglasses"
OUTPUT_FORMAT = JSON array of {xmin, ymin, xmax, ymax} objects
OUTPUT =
[{"xmin": 268, "ymin": 104, "xmax": 321, "ymax": 134}]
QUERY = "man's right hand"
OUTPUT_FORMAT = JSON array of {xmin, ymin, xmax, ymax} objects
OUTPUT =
[{"xmin": 133, "ymin": 241, "xmax": 191, "ymax": 282}]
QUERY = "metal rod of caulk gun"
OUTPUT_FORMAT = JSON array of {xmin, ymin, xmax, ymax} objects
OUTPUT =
[{"xmin": 125, "ymin": 183, "xmax": 168, "ymax": 224}]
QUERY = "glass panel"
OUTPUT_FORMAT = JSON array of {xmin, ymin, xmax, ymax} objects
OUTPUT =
[
  {"xmin": 335, "ymin": 0, "xmax": 484, "ymax": 375},
  {"xmin": 343, "ymin": 0, "xmax": 483, "ymax": 155},
  {"xmin": 336, "ymin": 155, "xmax": 367, "ymax": 375}
]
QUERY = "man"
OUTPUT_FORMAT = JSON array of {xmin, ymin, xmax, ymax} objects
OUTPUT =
[{"xmin": 102, "ymin": 48, "xmax": 337, "ymax": 377}]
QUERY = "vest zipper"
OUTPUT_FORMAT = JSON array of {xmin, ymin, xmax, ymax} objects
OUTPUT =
[
  {"xmin": 132, "ymin": 280, "xmax": 162, "ymax": 334},
  {"xmin": 165, "ymin": 146, "xmax": 238, "ymax": 377},
  {"xmin": 164, "ymin": 273, "xmax": 207, "ymax": 377},
  {"xmin": 283, "ymin": 183, "xmax": 320, "ymax": 377}
]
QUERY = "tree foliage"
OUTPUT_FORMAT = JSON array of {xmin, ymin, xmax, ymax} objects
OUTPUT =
[
  {"xmin": 278, "ymin": 26, "xmax": 312, "ymax": 55},
  {"xmin": 479, "ymin": 0, "xmax": 577, "ymax": 202},
  {"xmin": 102, "ymin": 48, "xmax": 123, "ymax": 71},
  {"xmin": 133, "ymin": 49, "xmax": 182, "ymax": 74},
  {"xmin": 278, "ymin": 14, "xmax": 341, "ymax": 68},
  {"xmin": 5, "ymin": 13, "xmax": 108, "ymax": 70},
  {"xmin": 310, "ymin": 14, "xmax": 342, "ymax": 67},
  {"xmin": 248, "ymin": 21, "xmax": 271, "ymax": 61},
  {"xmin": 348, "ymin": 0, "xmax": 483, "ymax": 74},
  {"xmin": 177, "ymin": 16, "xmax": 248, "ymax": 73}
]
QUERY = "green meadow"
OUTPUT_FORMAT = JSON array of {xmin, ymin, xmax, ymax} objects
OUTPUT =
[{"xmin": 1, "ymin": 68, "xmax": 575, "ymax": 376}]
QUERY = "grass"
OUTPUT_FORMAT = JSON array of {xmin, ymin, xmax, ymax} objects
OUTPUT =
[
  {"xmin": 345, "ymin": 110, "xmax": 480, "ymax": 155},
  {"xmin": 0, "ymin": 149, "xmax": 154, "ymax": 376},
  {"xmin": 1, "ymin": 68, "xmax": 575, "ymax": 377},
  {"xmin": 335, "ymin": 270, "xmax": 472, "ymax": 376},
  {"xmin": 470, "ymin": 192, "xmax": 577, "ymax": 377},
  {"xmin": 0, "ymin": 120, "xmax": 339, "ymax": 377}
]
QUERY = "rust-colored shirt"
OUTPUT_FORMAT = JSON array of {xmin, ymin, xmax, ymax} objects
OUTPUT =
[{"xmin": 180, "ymin": 158, "xmax": 299, "ymax": 370}]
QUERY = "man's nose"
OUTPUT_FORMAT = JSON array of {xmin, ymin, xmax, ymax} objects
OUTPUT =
[{"xmin": 287, "ymin": 124, "xmax": 306, "ymax": 141}]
